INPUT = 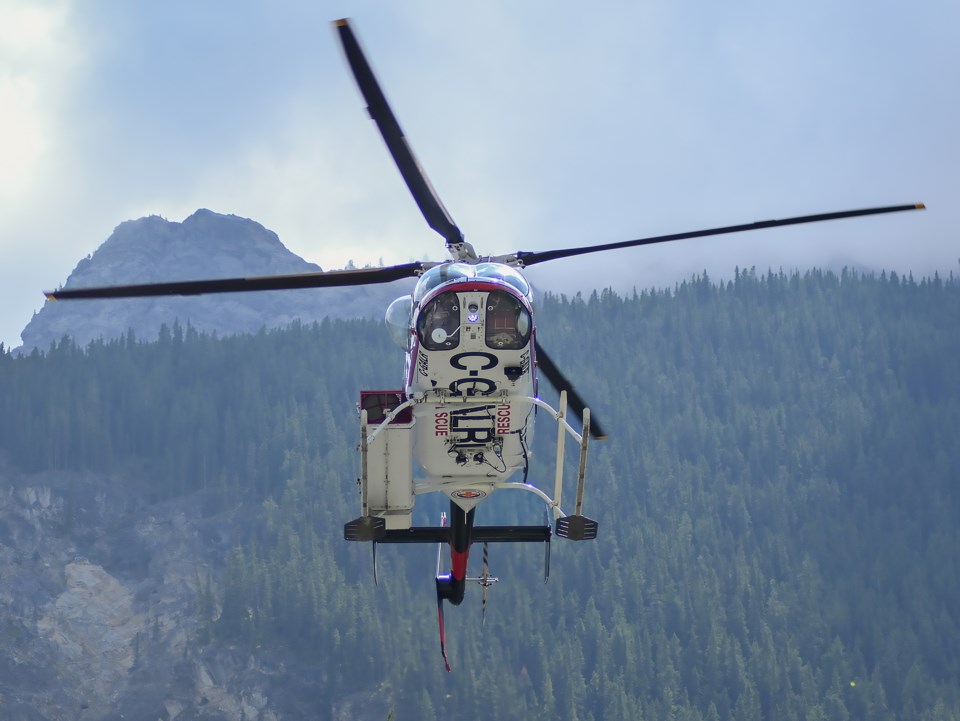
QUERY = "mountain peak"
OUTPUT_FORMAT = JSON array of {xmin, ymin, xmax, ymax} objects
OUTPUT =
[{"xmin": 19, "ymin": 211, "xmax": 413, "ymax": 352}]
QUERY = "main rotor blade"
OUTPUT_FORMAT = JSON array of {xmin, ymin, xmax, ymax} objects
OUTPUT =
[
  {"xmin": 535, "ymin": 339, "xmax": 607, "ymax": 440},
  {"xmin": 44, "ymin": 262, "xmax": 425, "ymax": 301},
  {"xmin": 334, "ymin": 19, "xmax": 465, "ymax": 250},
  {"xmin": 514, "ymin": 203, "xmax": 925, "ymax": 267}
]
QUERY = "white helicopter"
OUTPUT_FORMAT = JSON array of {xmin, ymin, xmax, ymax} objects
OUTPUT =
[{"xmin": 45, "ymin": 18, "xmax": 924, "ymax": 670}]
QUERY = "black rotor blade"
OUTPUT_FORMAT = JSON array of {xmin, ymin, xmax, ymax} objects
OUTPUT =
[
  {"xmin": 334, "ymin": 19, "xmax": 464, "ymax": 249},
  {"xmin": 515, "ymin": 203, "xmax": 925, "ymax": 267},
  {"xmin": 436, "ymin": 588, "xmax": 452, "ymax": 673},
  {"xmin": 44, "ymin": 262, "xmax": 425, "ymax": 301},
  {"xmin": 535, "ymin": 339, "xmax": 607, "ymax": 440}
]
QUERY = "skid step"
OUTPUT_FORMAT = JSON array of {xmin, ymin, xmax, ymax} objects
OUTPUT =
[
  {"xmin": 344, "ymin": 516, "xmax": 387, "ymax": 542},
  {"xmin": 555, "ymin": 515, "xmax": 598, "ymax": 541}
]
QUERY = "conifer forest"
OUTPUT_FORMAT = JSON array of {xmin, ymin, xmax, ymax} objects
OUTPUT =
[{"xmin": 1, "ymin": 268, "xmax": 958, "ymax": 720}]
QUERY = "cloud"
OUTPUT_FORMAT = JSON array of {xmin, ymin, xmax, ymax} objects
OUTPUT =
[
  {"xmin": 0, "ymin": 1, "xmax": 75, "ymax": 205},
  {"xmin": 1, "ymin": 1, "xmax": 957, "ymax": 349}
]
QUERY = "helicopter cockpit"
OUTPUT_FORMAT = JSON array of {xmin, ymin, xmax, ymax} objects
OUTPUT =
[
  {"xmin": 383, "ymin": 263, "xmax": 534, "ymax": 352},
  {"xmin": 420, "ymin": 264, "xmax": 532, "ymax": 352}
]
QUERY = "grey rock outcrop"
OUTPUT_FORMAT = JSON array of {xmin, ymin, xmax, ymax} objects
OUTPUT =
[
  {"xmin": 0, "ymin": 456, "xmax": 350, "ymax": 720},
  {"xmin": 19, "ymin": 209, "xmax": 414, "ymax": 352}
]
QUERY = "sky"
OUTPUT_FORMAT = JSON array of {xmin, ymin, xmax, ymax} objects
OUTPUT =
[{"xmin": 1, "ymin": 0, "xmax": 957, "ymax": 350}]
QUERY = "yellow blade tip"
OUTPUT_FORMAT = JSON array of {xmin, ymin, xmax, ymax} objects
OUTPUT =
[
  {"xmin": 334, "ymin": 18, "xmax": 349, "ymax": 27},
  {"xmin": 915, "ymin": 202, "xmax": 926, "ymax": 209}
]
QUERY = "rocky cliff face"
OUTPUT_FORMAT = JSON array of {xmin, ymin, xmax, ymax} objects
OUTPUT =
[
  {"xmin": 0, "ymin": 457, "xmax": 374, "ymax": 720},
  {"xmin": 19, "ymin": 209, "xmax": 414, "ymax": 352}
]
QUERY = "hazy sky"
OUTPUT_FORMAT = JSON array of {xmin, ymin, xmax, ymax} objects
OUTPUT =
[{"xmin": 1, "ymin": 0, "xmax": 956, "ymax": 349}]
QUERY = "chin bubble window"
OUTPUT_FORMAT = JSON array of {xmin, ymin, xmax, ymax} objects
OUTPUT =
[
  {"xmin": 417, "ymin": 292, "xmax": 461, "ymax": 350},
  {"xmin": 485, "ymin": 291, "xmax": 531, "ymax": 350}
]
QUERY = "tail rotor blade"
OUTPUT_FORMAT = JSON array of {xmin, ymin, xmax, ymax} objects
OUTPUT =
[
  {"xmin": 535, "ymin": 340, "xmax": 607, "ymax": 439},
  {"xmin": 436, "ymin": 589, "xmax": 452, "ymax": 673},
  {"xmin": 433, "ymin": 510, "xmax": 451, "ymax": 671}
]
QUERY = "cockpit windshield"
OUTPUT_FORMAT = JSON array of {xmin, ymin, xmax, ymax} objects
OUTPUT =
[
  {"xmin": 416, "ymin": 288, "xmax": 532, "ymax": 352},
  {"xmin": 485, "ymin": 290, "xmax": 531, "ymax": 349},
  {"xmin": 413, "ymin": 262, "xmax": 532, "ymax": 304},
  {"xmin": 416, "ymin": 291, "xmax": 461, "ymax": 350},
  {"xmin": 413, "ymin": 263, "xmax": 533, "ymax": 352}
]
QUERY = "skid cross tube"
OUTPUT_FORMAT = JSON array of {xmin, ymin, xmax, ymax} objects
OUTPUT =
[{"xmin": 378, "ymin": 525, "xmax": 552, "ymax": 544}]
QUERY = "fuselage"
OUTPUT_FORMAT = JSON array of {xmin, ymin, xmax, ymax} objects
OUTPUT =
[{"xmin": 385, "ymin": 262, "xmax": 537, "ymax": 508}]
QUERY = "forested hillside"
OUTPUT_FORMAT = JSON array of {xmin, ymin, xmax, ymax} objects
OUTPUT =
[{"xmin": 1, "ymin": 268, "xmax": 958, "ymax": 720}]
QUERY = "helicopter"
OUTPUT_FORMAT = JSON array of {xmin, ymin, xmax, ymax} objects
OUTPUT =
[{"xmin": 44, "ymin": 18, "xmax": 924, "ymax": 671}]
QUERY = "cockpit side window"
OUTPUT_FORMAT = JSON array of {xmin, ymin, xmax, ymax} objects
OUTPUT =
[
  {"xmin": 485, "ymin": 290, "xmax": 531, "ymax": 350},
  {"xmin": 416, "ymin": 292, "xmax": 461, "ymax": 350}
]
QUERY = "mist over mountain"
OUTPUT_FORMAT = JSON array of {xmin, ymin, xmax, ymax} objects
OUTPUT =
[{"xmin": 18, "ymin": 209, "xmax": 414, "ymax": 353}]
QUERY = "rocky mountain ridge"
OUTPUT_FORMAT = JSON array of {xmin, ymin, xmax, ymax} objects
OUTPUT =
[
  {"xmin": 0, "ymin": 455, "xmax": 376, "ymax": 720},
  {"xmin": 19, "ymin": 209, "xmax": 414, "ymax": 352}
]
